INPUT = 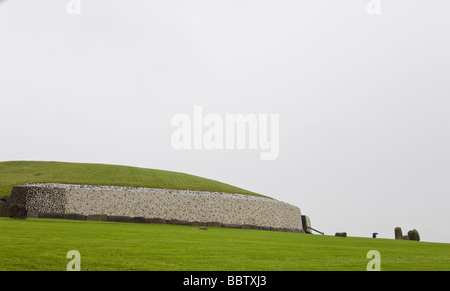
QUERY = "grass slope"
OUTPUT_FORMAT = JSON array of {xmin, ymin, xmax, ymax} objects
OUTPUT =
[
  {"xmin": 0, "ymin": 161, "xmax": 263, "ymax": 197},
  {"xmin": 0, "ymin": 218, "xmax": 449, "ymax": 271}
]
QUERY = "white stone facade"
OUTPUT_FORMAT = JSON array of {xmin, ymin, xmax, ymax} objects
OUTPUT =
[{"xmin": 9, "ymin": 183, "xmax": 303, "ymax": 231}]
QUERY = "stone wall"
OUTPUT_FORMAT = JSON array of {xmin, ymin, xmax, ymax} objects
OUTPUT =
[
  {"xmin": 9, "ymin": 183, "xmax": 304, "ymax": 232},
  {"xmin": 0, "ymin": 203, "xmax": 8, "ymax": 217}
]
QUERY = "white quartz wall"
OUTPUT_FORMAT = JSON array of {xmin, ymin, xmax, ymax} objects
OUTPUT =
[{"xmin": 11, "ymin": 183, "xmax": 303, "ymax": 230}]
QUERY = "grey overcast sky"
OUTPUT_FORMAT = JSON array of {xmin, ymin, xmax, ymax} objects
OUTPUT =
[{"xmin": 1, "ymin": 0, "xmax": 449, "ymax": 243}]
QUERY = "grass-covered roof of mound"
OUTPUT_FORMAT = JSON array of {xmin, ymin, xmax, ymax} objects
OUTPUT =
[{"xmin": 0, "ymin": 161, "xmax": 267, "ymax": 198}]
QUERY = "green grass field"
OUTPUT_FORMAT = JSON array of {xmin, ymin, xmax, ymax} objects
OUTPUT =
[
  {"xmin": 0, "ymin": 161, "xmax": 263, "ymax": 197},
  {"xmin": 1, "ymin": 161, "xmax": 448, "ymax": 271},
  {"xmin": 0, "ymin": 218, "xmax": 448, "ymax": 271}
]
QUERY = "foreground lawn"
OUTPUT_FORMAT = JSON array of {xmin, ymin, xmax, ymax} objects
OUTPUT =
[{"xmin": 0, "ymin": 218, "xmax": 448, "ymax": 271}]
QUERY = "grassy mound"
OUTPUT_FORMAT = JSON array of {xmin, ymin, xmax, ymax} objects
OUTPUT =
[{"xmin": 0, "ymin": 161, "xmax": 264, "ymax": 197}]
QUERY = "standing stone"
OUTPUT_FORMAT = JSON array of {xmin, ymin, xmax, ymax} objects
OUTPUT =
[
  {"xmin": 407, "ymin": 229, "xmax": 420, "ymax": 241},
  {"xmin": 394, "ymin": 227, "xmax": 403, "ymax": 240},
  {"xmin": 301, "ymin": 215, "xmax": 311, "ymax": 234}
]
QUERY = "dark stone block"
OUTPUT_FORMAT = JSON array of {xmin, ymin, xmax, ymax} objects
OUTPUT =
[
  {"xmin": 64, "ymin": 213, "xmax": 87, "ymax": 221},
  {"xmin": 0, "ymin": 203, "xmax": 8, "ymax": 217},
  {"xmin": 108, "ymin": 215, "xmax": 133, "ymax": 223},
  {"xmin": 206, "ymin": 221, "xmax": 223, "ymax": 227},
  {"xmin": 279, "ymin": 228, "xmax": 292, "ymax": 232},
  {"xmin": 131, "ymin": 217, "xmax": 150, "ymax": 224},
  {"xmin": 395, "ymin": 227, "xmax": 403, "ymax": 240},
  {"xmin": 223, "ymin": 223, "xmax": 241, "ymax": 229},
  {"xmin": 241, "ymin": 224, "xmax": 259, "ymax": 230},
  {"xmin": 335, "ymin": 232, "xmax": 347, "ymax": 237},
  {"xmin": 167, "ymin": 219, "xmax": 180, "ymax": 225},
  {"xmin": 407, "ymin": 229, "xmax": 420, "ymax": 241},
  {"xmin": 147, "ymin": 218, "xmax": 167, "ymax": 224},
  {"xmin": 258, "ymin": 226, "xmax": 271, "ymax": 231},
  {"xmin": 301, "ymin": 215, "xmax": 312, "ymax": 234},
  {"xmin": 87, "ymin": 214, "xmax": 108, "ymax": 221},
  {"xmin": 181, "ymin": 220, "xmax": 193, "ymax": 226},
  {"xmin": 39, "ymin": 213, "xmax": 65, "ymax": 219},
  {"xmin": 8, "ymin": 204, "xmax": 27, "ymax": 219},
  {"xmin": 8, "ymin": 187, "xmax": 28, "ymax": 205},
  {"xmin": 168, "ymin": 219, "xmax": 193, "ymax": 226}
]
